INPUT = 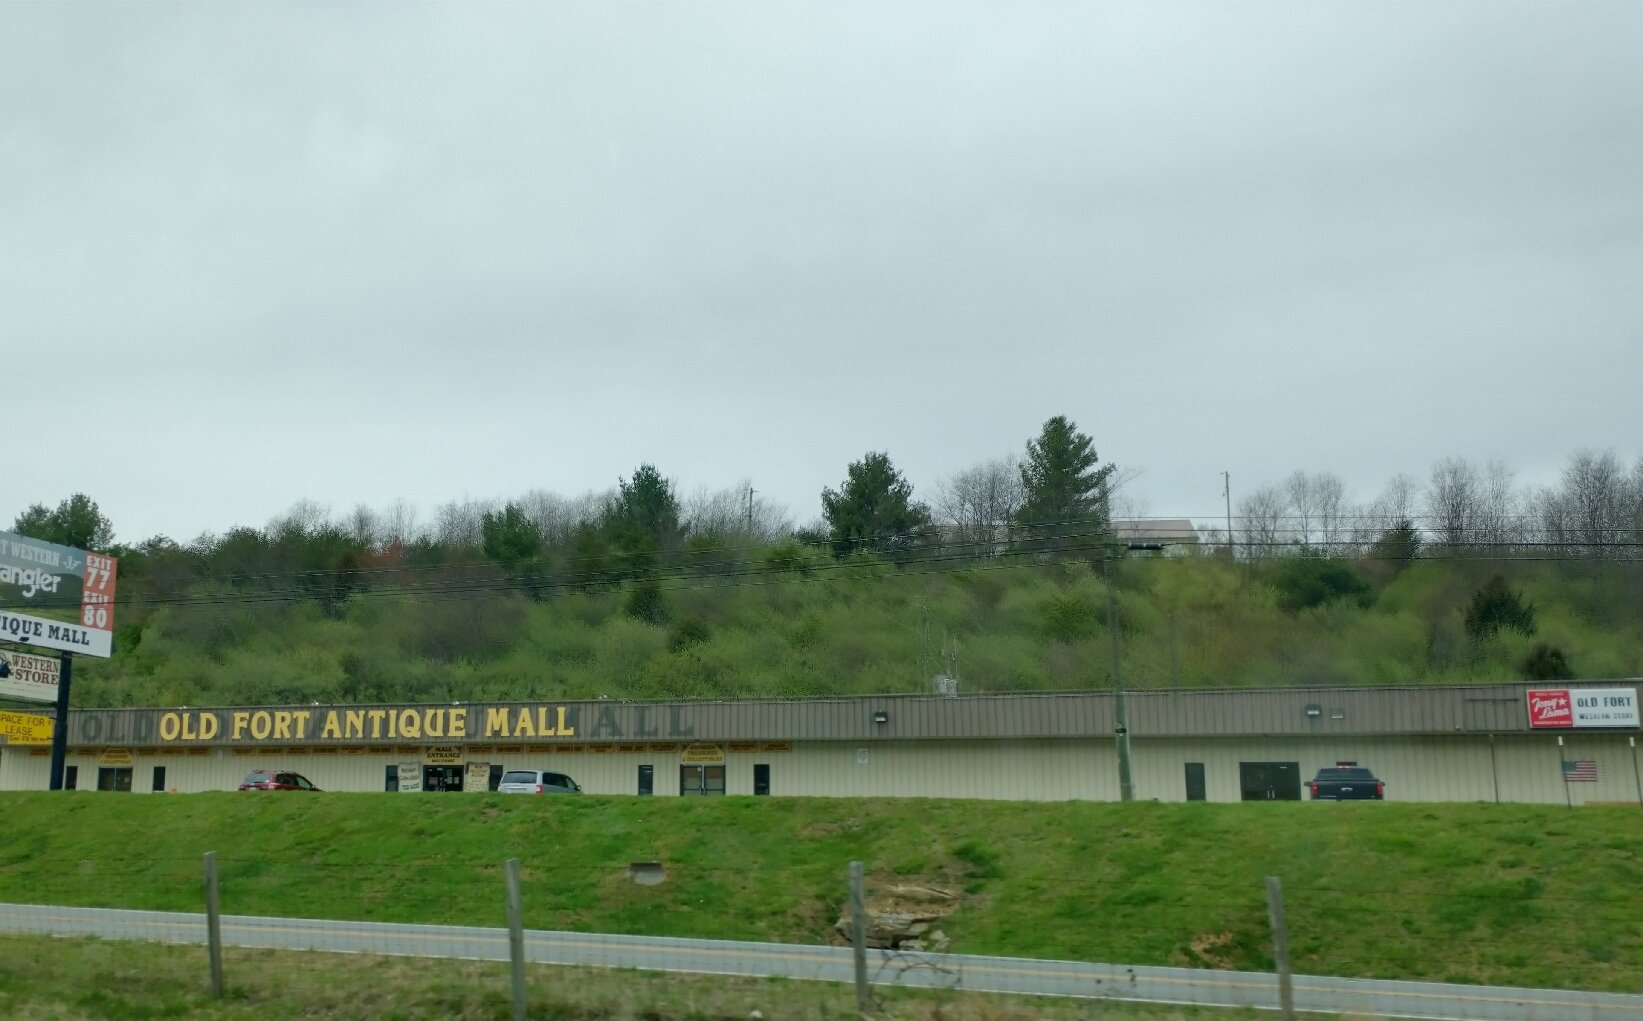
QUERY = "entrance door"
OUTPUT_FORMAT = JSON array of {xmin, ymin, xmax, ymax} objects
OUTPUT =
[
  {"xmin": 753, "ymin": 763, "xmax": 771, "ymax": 796},
  {"xmin": 679, "ymin": 764, "xmax": 726, "ymax": 796},
  {"xmin": 1239, "ymin": 762, "xmax": 1301, "ymax": 801},
  {"xmin": 97, "ymin": 767, "xmax": 133, "ymax": 792},
  {"xmin": 1184, "ymin": 762, "xmax": 1206, "ymax": 801},
  {"xmin": 423, "ymin": 765, "xmax": 465, "ymax": 792}
]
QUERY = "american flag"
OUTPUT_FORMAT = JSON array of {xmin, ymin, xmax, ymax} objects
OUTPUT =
[{"xmin": 1562, "ymin": 759, "xmax": 1598, "ymax": 783}]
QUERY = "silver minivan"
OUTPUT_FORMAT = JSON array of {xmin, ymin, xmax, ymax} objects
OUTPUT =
[{"xmin": 497, "ymin": 769, "xmax": 582, "ymax": 795}]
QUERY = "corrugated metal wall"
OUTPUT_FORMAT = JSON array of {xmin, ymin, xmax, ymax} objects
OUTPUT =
[{"xmin": 6, "ymin": 731, "xmax": 1638, "ymax": 805}]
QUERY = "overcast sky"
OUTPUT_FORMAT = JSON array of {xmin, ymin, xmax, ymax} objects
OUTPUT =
[{"xmin": 4, "ymin": 2, "xmax": 1639, "ymax": 544}]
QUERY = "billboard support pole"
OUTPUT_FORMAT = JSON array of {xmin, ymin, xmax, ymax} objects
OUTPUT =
[{"xmin": 48, "ymin": 651, "xmax": 71, "ymax": 790}]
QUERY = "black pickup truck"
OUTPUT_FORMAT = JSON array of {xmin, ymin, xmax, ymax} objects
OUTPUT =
[{"xmin": 1308, "ymin": 765, "xmax": 1385, "ymax": 800}]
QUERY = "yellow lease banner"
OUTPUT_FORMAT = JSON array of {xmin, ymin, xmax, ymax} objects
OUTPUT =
[{"xmin": 0, "ymin": 710, "xmax": 53, "ymax": 745}]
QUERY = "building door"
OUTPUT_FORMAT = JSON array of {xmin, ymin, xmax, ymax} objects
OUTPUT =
[
  {"xmin": 679, "ymin": 764, "xmax": 726, "ymax": 796},
  {"xmin": 1239, "ymin": 761, "xmax": 1301, "ymax": 801},
  {"xmin": 637, "ymin": 764, "xmax": 654, "ymax": 795},
  {"xmin": 423, "ymin": 765, "xmax": 464, "ymax": 792},
  {"xmin": 96, "ymin": 767, "xmax": 133, "ymax": 792},
  {"xmin": 1184, "ymin": 762, "xmax": 1206, "ymax": 801},
  {"xmin": 753, "ymin": 763, "xmax": 770, "ymax": 796}
]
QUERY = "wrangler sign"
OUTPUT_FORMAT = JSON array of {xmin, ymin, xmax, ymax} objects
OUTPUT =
[{"xmin": 0, "ymin": 531, "xmax": 117, "ymax": 658}]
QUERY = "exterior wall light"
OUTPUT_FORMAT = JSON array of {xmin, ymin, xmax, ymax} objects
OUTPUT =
[
  {"xmin": 873, "ymin": 711, "xmax": 889, "ymax": 725},
  {"xmin": 1304, "ymin": 704, "xmax": 1323, "ymax": 719}
]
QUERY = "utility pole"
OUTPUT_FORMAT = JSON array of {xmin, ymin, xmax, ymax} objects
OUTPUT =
[
  {"xmin": 1222, "ymin": 471, "xmax": 1233, "ymax": 558},
  {"xmin": 747, "ymin": 487, "xmax": 755, "ymax": 534},
  {"xmin": 1105, "ymin": 550, "xmax": 1134, "ymax": 802},
  {"xmin": 49, "ymin": 651, "xmax": 73, "ymax": 790}
]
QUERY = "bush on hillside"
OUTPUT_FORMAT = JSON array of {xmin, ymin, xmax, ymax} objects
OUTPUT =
[
  {"xmin": 1464, "ymin": 575, "xmax": 1536, "ymax": 641},
  {"xmin": 668, "ymin": 615, "xmax": 711, "ymax": 653},
  {"xmin": 1521, "ymin": 643, "xmax": 1572, "ymax": 681},
  {"xmin": 1271, "ymin": 552, "xmax": 1373, "ymax": 612},
  {"xmin": 1039, "ymin": 595, "xmax": 1099, "ymax": 641},
  {"xmin": 625, "ymin": 579, "xmax": 669, "ymax": 625}
]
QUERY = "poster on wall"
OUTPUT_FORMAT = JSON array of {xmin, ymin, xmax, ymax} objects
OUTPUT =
[
  {"xmin": 1527, "ymin": 688, "xmax": 1639, "ymax": 729},
  {"xmin": 397, "ymin": 763, "xmax": 423, "ymax": 793}
]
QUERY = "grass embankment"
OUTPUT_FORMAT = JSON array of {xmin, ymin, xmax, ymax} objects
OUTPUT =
[
  {"xmin": 0, "ymin": 794, "xmax": 1637, "ymax": 994},
  {"xmin": 0, "ymin": 936, "xmax": 1278, "ymax": 1021}
]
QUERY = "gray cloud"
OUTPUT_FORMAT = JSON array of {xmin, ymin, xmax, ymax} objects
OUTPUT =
[{"xmin": 3, "ymin": 2, "xmax": 1638, "ymax": 540}]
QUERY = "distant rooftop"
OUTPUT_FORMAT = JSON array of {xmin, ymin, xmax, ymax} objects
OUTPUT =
[{"xmin": 1111, "ymin": 518, "xmax": 1200, "ymax": 544}]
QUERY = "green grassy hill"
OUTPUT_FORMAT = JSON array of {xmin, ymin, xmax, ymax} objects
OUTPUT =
[
  {"xmin": 1, "ymin": 793, "xmax": 1637, "ymax": 992},
  {"xmin": 73, "ymin": 553, "xmax": 1643, "ymax": 707}
]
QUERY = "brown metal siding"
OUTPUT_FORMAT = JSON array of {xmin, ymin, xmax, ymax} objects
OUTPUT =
[{"xmin": 59, "ymin": 681, "xmax": 1634, "ymax": 750}]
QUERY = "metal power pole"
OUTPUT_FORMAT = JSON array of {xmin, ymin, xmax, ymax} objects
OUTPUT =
[
  {"xmin": 505, "ymin": 857, "xmax": 527, "ymax": 1021},
  {"xmin": 1222, "ymin": 471, "xmax": 1234, "ymax": 557},
  {"xmin": 204, "ymin": 851, "xmax": 224, "ymax": 999},
  {"xmin": 48, "ymin": 651, "xmax": 72, "ymax": 790},
  {"xmin": 1105, "ymin": 552, "xmax": 1134, "ymax": 801},
  {"xmin": 849, "ymin": 860, "xmax": 870, "ymax": 1017},
  {"xmin": 1265, "ymin": 876, "xmax": 1294, "ymax": 1021}
]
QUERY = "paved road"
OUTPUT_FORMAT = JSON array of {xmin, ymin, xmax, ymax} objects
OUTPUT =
[{"xmin": 2, "ymin": 902, "xmax": 1639, "ymax": 1021}]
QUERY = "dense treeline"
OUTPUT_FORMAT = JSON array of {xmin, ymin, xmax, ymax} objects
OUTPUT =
[{"xmin": 5, "ymin": 432, "xmax": 1641, "ymax": 709}]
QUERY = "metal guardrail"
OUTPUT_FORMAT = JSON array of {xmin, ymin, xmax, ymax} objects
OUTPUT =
[{"xmin": 2, "ymin": 902, "xmax": 1640, "ymax": 1021}]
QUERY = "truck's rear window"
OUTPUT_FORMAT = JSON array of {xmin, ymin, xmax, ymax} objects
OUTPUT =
[{"xmin": 1316, "ymin": 768, "xmax": 1375, "ymax": 780}]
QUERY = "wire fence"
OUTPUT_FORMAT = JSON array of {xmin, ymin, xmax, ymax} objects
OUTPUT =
[{"xmin": 1, "ymin": 849, "xmax": 1638, "ymax": 1019}]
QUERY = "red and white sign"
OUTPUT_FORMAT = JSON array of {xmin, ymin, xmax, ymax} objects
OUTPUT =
[
  {"xmin": 1528, "ymin": 687, "xmax": 1638, "ymax": 729},
  {"xmin": 0, "ymin": 530, "xmax": 118, "ymax": 658}
]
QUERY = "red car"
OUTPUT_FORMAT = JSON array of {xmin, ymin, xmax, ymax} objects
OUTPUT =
[{"xmin": 238, "ymin": 770, "xmax": 321, "ymax": 791}]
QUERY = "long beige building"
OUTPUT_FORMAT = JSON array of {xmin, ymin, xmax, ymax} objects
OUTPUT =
[{"xmin": 1, "ymin": 682, "xmax": 1638, "ymax": 804}]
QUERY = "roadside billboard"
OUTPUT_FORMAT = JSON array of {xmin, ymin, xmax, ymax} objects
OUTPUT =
[
  {"xmin": 1526, "ymin": 687, "xmax": 1639, "ymax": 729},
  {"xmin": 0, "ymin": 648, "xmax": 61, "ymax": 704},
  {"xmin": 0, "ymin": 530, "xmax": 117, "ymax": 658}
]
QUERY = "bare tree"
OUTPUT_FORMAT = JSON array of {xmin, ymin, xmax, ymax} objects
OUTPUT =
[
  {"xmin": 1476, "ymin": 460, "xmax": 1522, "ymax": 549},
  {"xmin": 267, "ymin": 500, "xmax": 333, "ymax": 539},
  {"xmin": 381, "ymin": 498, "xmax": 423, "ymax": 547},
  {"xmin": 683, "ymin": 482, "xmax": 793, "ymax": 543},
  {"xmin": 1283, "ymin": 472, "xmax": 1318, "ymax": 547},
  {"xmin": 516, "ymin": 489, "xmax": 607, "ymax": 548},
  {"xmin": 1424, "ymin": 457, "xmax": 1481, "ymax": 551},
  {"xmin": 1559, "ymin": 449, "xmax": 1632, "ymax": 556},
  {"xmin": 1355, "ymin": 473, "xmax": 1419, "ymax": 550},
  {"xmin": 1237, "ymin": 484, "xmax": 1290, "ymax": 559},
  {"xmin": 934, "ymin": 456, "xmax": 1023, "ymax": 555},
  {"xmin": 347, "ymin": 504, "xmax": 381, "ymax": 548},
  {"xmin": 433, "ymin": 498, "xmax": 495, "ymax": 548}
]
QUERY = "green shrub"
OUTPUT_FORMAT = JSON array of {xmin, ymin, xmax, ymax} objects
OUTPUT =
[
  {"xmin": 1465, "ymin": 575, "xmax": 1536, "ymax": 641},
  {"xmin": 668, "ymin": 615, "xmax": 711, "ymax": 653},
  {"xmin": 1521, "ymin": 643, "xmax": 1571, "ymax": 681},
  {"xmin": 1271, "ymin": 552, "xmax": 1373, "ymax": 612},
  {"xmin": 1039, "ymin": 595, "xmax": 1098, "ymax": 641},
  {"xmin": 625, "ymin": 580, "xmax": 669, "ymax": 625}
]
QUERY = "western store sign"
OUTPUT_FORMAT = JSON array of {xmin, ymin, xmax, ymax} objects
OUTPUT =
[{"xmin": 73, "ymin": 702, "xmax": 700, "ymax": 748}]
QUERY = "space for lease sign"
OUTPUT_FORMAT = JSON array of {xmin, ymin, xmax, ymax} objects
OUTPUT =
[
  {"xmin": 1527, "ymin": 687, "xmax": 1639, "ymax": 729},
  {"xmin": 0, "ymin": 531, "xmax": 117, "ymax": 658}
]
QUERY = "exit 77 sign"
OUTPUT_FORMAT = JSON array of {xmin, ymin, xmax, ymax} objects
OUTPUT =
[{"xmin": 0, "ymin": 531, "xmax": 118, "ymax": 658}]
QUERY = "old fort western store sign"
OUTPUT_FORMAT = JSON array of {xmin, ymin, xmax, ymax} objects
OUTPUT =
[{"xmin": 73, "ymin": 703, "xmax": 701, "ymax": 748}]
